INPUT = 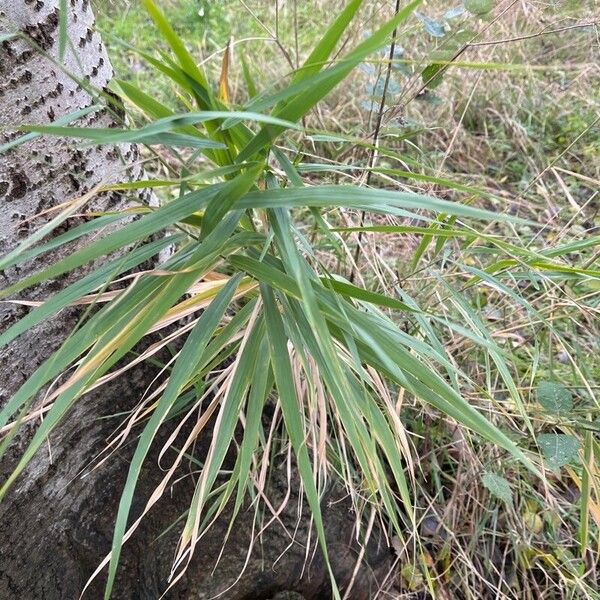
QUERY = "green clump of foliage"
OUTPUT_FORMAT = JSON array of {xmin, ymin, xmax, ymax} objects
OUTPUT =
[{"xmin": 2, "ymin": 0, "xmax": 599, "ymax": 597}]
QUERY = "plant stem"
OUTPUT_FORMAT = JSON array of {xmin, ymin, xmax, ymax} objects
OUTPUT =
[{"xmin": 350, "ymin": 0, "xmax": 401, "ymax": 283}]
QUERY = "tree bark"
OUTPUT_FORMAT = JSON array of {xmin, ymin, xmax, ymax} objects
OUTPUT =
[{"xmin": 0, "ymin": 2, "xmax": 393, "ymax": 598}]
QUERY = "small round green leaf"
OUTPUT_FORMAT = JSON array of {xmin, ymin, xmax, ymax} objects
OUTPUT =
[
  {"xmin": 482, "ymin": 472, "xmax": 513, "ymax": 504},
  {"xmin": 537, "ymin": 381, "xmax": 573, "ymax": 414},
  {"xmin": 538, "ymin": 434, "xmax": 580, "ymax": 470}
]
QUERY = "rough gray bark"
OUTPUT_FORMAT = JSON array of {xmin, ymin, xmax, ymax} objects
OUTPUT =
[{"xmin": 0, "ymin": 2, "xmax": 393, "ymax": 598}]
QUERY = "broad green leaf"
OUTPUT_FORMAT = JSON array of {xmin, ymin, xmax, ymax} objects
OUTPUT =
[
  {"xmin": 537, "ymin": 381, "xmax": 573, "ymax": 414},
  {"xmin": 482, "ymin": 472, "xmax": 513, "ymax": 504},
  {"xmin": 543, "ymin": 236, "xmax": 600, "ymax": 258},
  {"xmin": 238, "ymin": 185, "xmax": 526, "ymax": 223},
  {"xmin": 20, "ymin": 111, "xmax": 301, "ymax": 147},
  {"xmin": 319, "ymin": 277, "xmax": 416, "ymax": 312},
  {"xmin": 297, "ymin": 163, "xmax": 495, "ymax": 201},
  {"xmin": 330, "ymin": 224, "xmax": 475, "ymax": 238},
  {"xmin": 58, "ymin": 0, "xmax": 68, "ymax": 60},
  {"xmin": 538, "ymin": 434, "xmax": 581, "ymax": 470},
  {"xmin": 0, "ymin": 200, "xmax": 116, "ymax": 273}
]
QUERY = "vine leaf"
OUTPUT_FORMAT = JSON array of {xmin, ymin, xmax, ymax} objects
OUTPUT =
[
  {"xmin": 538, "ymin": 434, "xmax": 580, "ymax": 470},
  {"xmin": 482, "ymin": 472, "xmax": 513, "ymax": 504},
  {"xmin": 537, "ymin": 381, "xmax": 573, "ymax": 414}
]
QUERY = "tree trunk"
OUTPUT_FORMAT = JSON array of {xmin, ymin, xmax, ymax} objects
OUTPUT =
[{"xmin": 0, "ymin": 2, "xmax": 392, "ymax": 598}]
